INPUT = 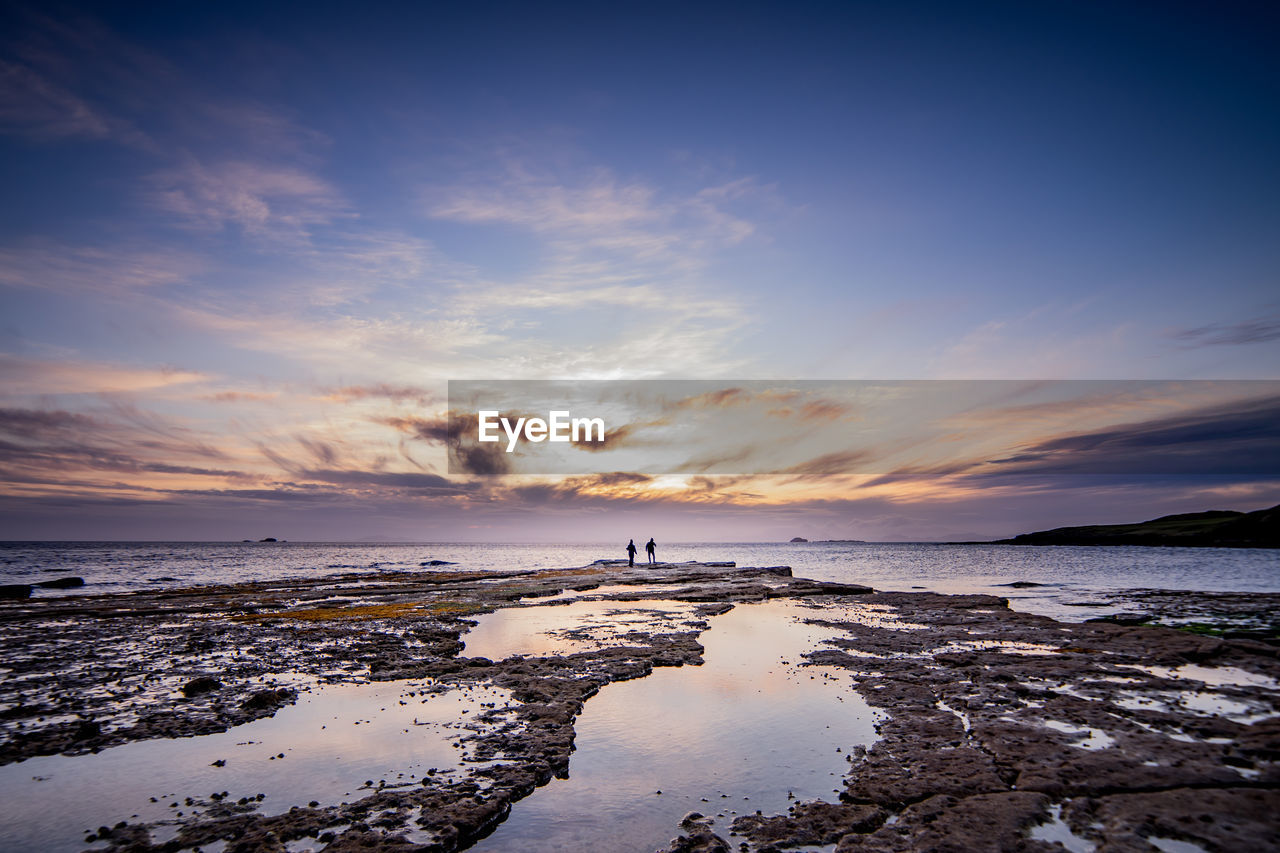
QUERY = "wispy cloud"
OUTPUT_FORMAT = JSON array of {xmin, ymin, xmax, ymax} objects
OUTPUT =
[
  {"xmin": 167, "ymin": 301, "xmax": 501, "ymax": 378},
  {"xmin": 417, "ymin": 159, "xmax": 766, "ymax": 377},
  {"xmin": 432, "ymin": 173, "xmax": 662, "ymax": 234},
  {"xmin": 457, "ymin": 280, "xmax": 737, "ymax": 316},
  {"xmin": 322, "ymin": 384, "xmax": 436, "ymax": 405},
  {"xmin": 149, "ymin": 158, "xmax": 348, "ymax": 243},
  {"xmin": 671, "ymin": 387, "xmax": 750, "ymax": 410},
  {"xmin": 1172, "ymin": 314, "xmax": 1280, "ymax": 348},
  {"xmin": 0, "ymin": 11, "xmax": 167, "ymax": 150},
  {"xmin": 775, "ymin": 399, "xmax": 853, "ymax": 422},
  {"xmin": 202, "ymin": 390, "xmax": 279, "ymax": 403},
  {"xmin": 0, "ymin": 354, "xmax": 207, "ymax": 395},
  {"xmin": 428, "ymin": 163, "xmax": 760, "ymax": 265},
  {"xmin": 298, "ymin": 468, "xmax": 473, "ymax": 495},
  {"xmin": 932, "ymin": 310, "xmax": 1136, "ymax": 379},
  {"xmin": 0, "ymin": 242, "xmax": 202, "ymax": 296},
  {"xmin": 0, "ymin": 58, "xmax": 115, "ymax": 140},
  {"xmin": 196, "ymin": 102, "xmax": 331, "ymax": 157},
  {"xmin": 0, "ymin": 403, "xmax": 244, "ymax": 493},
  {"xmin": 777, "ymin": 449, "xmax": 876, "ymax": 479}
]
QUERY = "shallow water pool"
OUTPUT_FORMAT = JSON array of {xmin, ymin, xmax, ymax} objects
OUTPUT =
[
  {"xmin": 462, "ymin": 598, "xmax": 704, "ymax": 659},
  {"xmin": 0, "ymin": 678, "xmax": 517, "ymax": 852},
  {"xmin": 470, "ymin": 598, "xmax": 881, "ymax": 853}
]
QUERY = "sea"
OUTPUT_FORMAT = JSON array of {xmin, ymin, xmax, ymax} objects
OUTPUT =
[{"xmin": 2, "ymin": 541, "xmax": 1278, "ymax": 622}]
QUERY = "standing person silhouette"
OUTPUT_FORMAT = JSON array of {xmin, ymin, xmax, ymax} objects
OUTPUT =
[
  {"xmin": 626, "ymin": 539, "xmax": 637, "ymax": 567},
  {"xmin": 645, "ymin": 538, "xmax": 656, "ymax": 564}
]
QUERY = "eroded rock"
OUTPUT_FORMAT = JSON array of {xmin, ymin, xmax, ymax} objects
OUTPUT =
[{"xmin": 2, "ymin": 562, "xmax": 1277, "ymax": 852}]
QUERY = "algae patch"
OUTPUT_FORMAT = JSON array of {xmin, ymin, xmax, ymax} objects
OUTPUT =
[{"xmin": 230, "ymin": 600, "xmax": 488, "ymax": 623}]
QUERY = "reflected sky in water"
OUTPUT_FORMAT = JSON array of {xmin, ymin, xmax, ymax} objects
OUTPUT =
[
  {"xmin": 472, "ymin": 599, "xmax": 881, "ymax": 853},
  {"xmin": 0, "ymin": 679, "xmax": 516, "ymax": 852}
]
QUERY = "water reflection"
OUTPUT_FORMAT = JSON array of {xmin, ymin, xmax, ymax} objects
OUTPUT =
[
  {"xmin": 471, "ymin": 599, "xmax": 881, "ymax": 853},
  {"xmin": 462, "ymin": 599, "xmax": 704, "ymax": 659},
  {"xmin": 0, "ymin": 679, "xmax": 517, "ymax": 853}
]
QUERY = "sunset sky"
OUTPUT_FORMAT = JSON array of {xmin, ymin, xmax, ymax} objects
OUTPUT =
[{"xmin": 1, "ymin": 1, "xmax": 1278, "ymax": 541}]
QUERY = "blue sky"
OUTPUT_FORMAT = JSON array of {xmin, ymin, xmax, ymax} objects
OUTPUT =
[{"xmin": 1, "ymin": 1, "xmax": 1277, "ymax": 540}]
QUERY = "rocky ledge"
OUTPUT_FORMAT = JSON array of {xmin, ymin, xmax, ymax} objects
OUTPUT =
[{"xmin": 0, "ymin": 562, "xmax": 1276, "ymax": 852}]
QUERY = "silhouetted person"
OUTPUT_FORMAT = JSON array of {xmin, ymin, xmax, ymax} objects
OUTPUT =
[
  {"xmin": 645, "ymin": 538, "xmax": 656, "ymax": 564},
  {"xmin": 626, "ymin": 539, "xmax": 637, "ymax": 567}
]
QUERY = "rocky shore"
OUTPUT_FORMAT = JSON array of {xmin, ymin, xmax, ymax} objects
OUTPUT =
[{"xmin": 0, "ymin": 561, "xmax": 1276, "ymax": 852}]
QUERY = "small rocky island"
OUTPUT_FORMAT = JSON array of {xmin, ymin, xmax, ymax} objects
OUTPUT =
[{"xmin": 998, "ymin": 504, "xmax": 1280, "ymax": 548}]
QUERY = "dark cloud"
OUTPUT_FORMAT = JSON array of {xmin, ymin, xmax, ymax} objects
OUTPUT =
[
  {"xmin": 381, "ymin": 414, "xmax": 450, "ymax": 444},
  {"xmin": 164, "ymin": 488, "xmax": 338, "ymax": 502},
  {"xmin": 0, "ymin": 407, "xmax": 245, "ymax": 479},
  {"xmin": 299, "ymin": 469, "xmax": 474, "ymax": 493},
  {"xmin": 106, "ymin": 401, "xmax": 229, "ymax": 460},
  {"xmin": 687, "ymin": 475, "xmax": 751, "ymax": 492},
  {"xmin": 0, "ymin": 436, "xmax": 246, "ymax": 479},
  {"xmin": 572, "ymin": 424, "xmax": 626, "ymax": 452},
  {"xmin": 860, "ymin": 395, "xmax": 1280, "ymax": 487},
  {"xmin": 0, "ymin": 406, "xmax": 99, "ymax": 437},
  {"xmin": 140, "ymin": 461, "xmax": 245, "ymax": 477},
  {"xmin": 508, "ymin": 471, "xmax": 654, "ymax": 505},
  {"xmin": 379, "ymin": 411, "xmax": 514, "ymax": 475},
  {"xmin": 984, "ymin": 394, "xmax": 1280, "ymax": 477},
  {"xmin": 257, "ymin": 443, "xmax": 299, "ymax": 474},
  {"xmin": 570, "ymin": 421, "xmax": 651, "ymax": 452},
  {"xmin": 450, "ymin": 443, "xmax": 511, "ymax": 475},
  {"xmin": 1172, "ymin": 315, "xmax": 1280, "ymax": 347},
  {"xmin": 583, "ymin": 472, "xmax": 652, "ymax": 487},
  {"xmin": 296, "ymin": 435, "xmax": 339, "ymax": 466}
]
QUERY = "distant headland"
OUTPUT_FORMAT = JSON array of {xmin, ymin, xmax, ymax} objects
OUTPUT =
[{"xmin": 996, "ymin": 504, "xmax": 1280, "ymax": 548}]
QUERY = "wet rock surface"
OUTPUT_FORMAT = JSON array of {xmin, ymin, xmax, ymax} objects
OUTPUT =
[
  {"xmin": 1094, "ymin": 588, "xmax": 1280, "ymax": 642},
  {"xmin": 711, "ymin": 592, "xmax": 1280, "ymax": 853},
  {"xmin": 0, "ymin": 563, "xmax": 782, "ymax": 763},
  {"xmin": 0, "ymin": 563, "xmax": 1277, "ymax": 851}
]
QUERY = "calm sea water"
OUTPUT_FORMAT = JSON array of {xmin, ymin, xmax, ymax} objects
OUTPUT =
[{"xmin": 1, "ymin": 541, "xmax": 1277, "ymax": 621}]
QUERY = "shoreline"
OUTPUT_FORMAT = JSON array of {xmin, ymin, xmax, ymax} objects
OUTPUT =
[
  {"xmin": 1, "ymin": 561, "xmax": 1277, "ymax": 851},
  {"xmin": 5, "ymin": 541, "xmax": 1278, "ymax": 614}
]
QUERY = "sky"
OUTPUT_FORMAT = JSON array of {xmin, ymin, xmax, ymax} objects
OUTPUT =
[{"xmin": 1, "ymin": 0, "xmax": 1278, "ymax": 541}]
